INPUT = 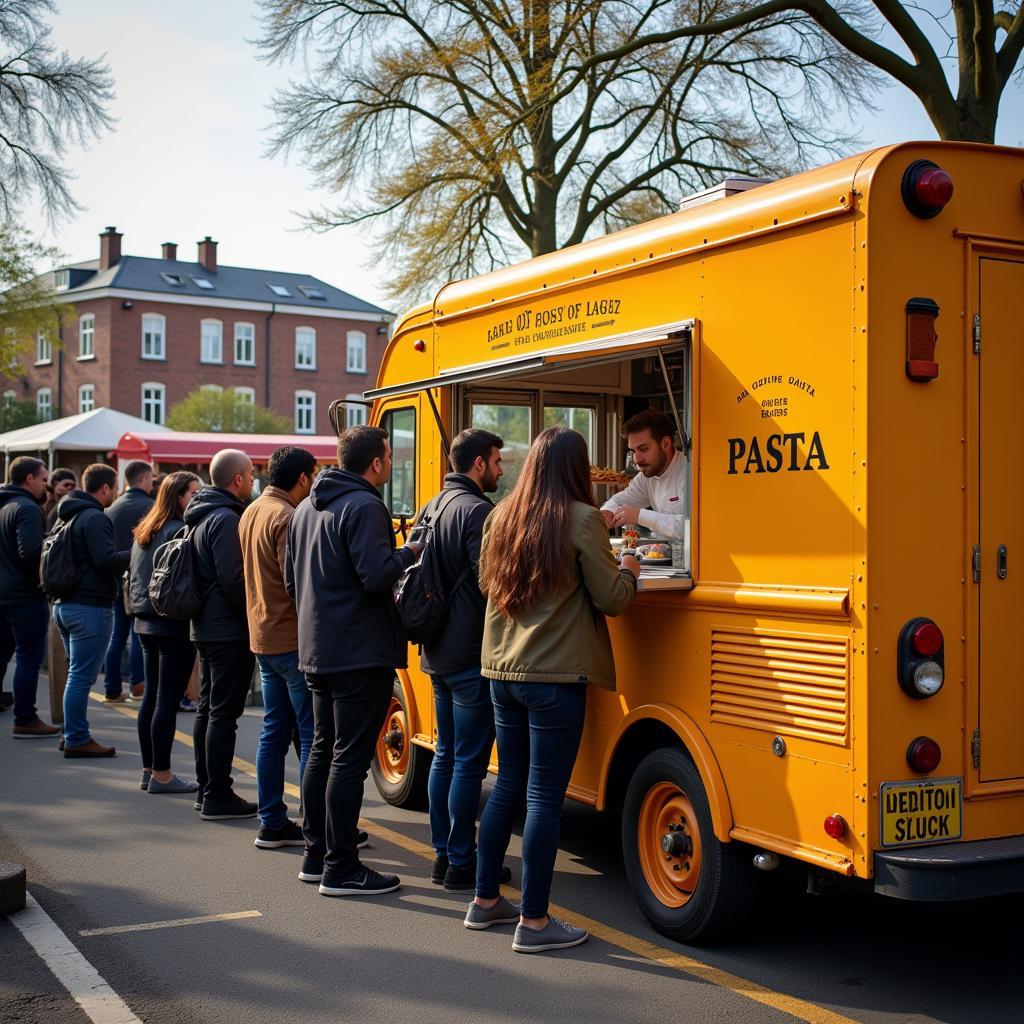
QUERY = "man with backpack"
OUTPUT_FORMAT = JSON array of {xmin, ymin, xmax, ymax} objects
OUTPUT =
[
  {"xmin": 185, "ymin": 449, "xmax": 256, "ymax": 820},
  {"xmin": 102, "ymin": 460, "xmax": 153, "ymax": 703},
  {"xmin": 0, "ymin": 456, "xmax": 61, "ymax": 739},
  {"xmin": 50, "ymin": 464, "xmax": 131, "ymax": 758},
  {"xmin": 286, "ymin": 425, "xmax": 422, "ymax": 896},
  {"xmin": 416, "ymin": 429, "xmax": 506, "ymax": 891}
]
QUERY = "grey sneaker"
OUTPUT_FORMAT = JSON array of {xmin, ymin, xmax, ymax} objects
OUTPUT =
[
  {"xmin": 140, "ymin": 769, "xmax": 151, "ymax": 791},
  {"xmin": 512, "ymin": 916, "xmax": 588, "ymax": 954},
  {"xmin": 148, "ymin": 775, "xmax": 200, "ymax": 794},
  {"xmin": 464, "ymin": 896, "xmax": 521, "ymax": 930}
]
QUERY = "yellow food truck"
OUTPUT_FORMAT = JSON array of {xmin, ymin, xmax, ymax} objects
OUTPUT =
[{"xmin": 343, "ymin": 141, "xmax": 1024, "ymax": 941}]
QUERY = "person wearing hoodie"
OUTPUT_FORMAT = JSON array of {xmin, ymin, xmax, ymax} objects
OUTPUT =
[
  {"xmin": 53, "ymin": 464, "xmax": 131, "ymax": 758},
  {"xmin": 0, "ymin": 457, "xmax": 61, "ymax": 738},
  {"xmin": 186, "ymin": 449, "xmax": 256, "ymax": 821},
  {"xmin": 102, "ymin": 460, "xmax": 153, "ymax": 703},
  {"xmin": 286, "ymin": 425, "xmax": 422, "ymax": 897}
]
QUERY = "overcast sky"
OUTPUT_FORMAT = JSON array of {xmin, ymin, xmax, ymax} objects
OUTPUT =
[{"xmin": 19, "ymin": 1, "xmax": 1024, "ymax": 313}]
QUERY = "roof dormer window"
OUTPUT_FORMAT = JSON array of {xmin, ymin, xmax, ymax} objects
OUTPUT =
[
  {"xmin": 160, "ymin": 272, "xmax": 185, "ymax": 287},
  {"xmin": 267, "ymin": 283, "xmax": 291, "ymax": 297},
  {"xmin": 192, "ymin": 277, "xmax": 215, "ymax": 290},
  {"xmin": 298, "ymin": 285, "xmax": 326, "ymax": 300},
  {"xmin": 54, "ymin": 270, "xmax": 70, "ymax": 291}
]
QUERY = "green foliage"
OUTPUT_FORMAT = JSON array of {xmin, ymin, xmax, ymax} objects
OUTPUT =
[
  {"xmin": 0, "ymin": 396, "xmax": 40, "ymax": 432},
  {"xmin": 167, "ymin": 388, "xmax": 292, "ymax": 434}
]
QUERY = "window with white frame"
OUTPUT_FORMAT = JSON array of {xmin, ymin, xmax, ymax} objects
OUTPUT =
[
  {"xmin": 347, "ymin": 330, "xmax": 367, "ymax": 373},
  {"xmin": 200, "ymin": 319, "xmax": 223, "ymax": 363},
  {"xmin": 2, "ymin": 389, "xmax": 15, "ymax": 409},
  {"xmin": 36, "ymin": 332, "xmax": 52, "ymax": 364},
  {"xmin": 234, "ymin": 323, "xmax": 255, "ymax": 365},
  {"xmin": 78, "ymin": 384, "xmax": 95, "ymax": 413},
  {"xmin": 345, "ymin": 394, "xmax": 367, "ymax": 428},
  {"xmin": 141, "ymin": 382, "xmax": 166, "ymax": 425},
  {"xmin": 294, "ymin": 390, "xmax": 315, "ymax": 434},
  {"xmin": 234, "ymin": 387, "xmax": 255, "ymax": 403},
  {"xmin": 78, "ymin": 315, "xmax": 95, "ymax": 359},
  {"xmin": 200, "ymin": 384, "xmax": 223, "ymax": 392},
  {"xmin": 295, "ymin": 326, "xmax": 316, "ymax": 370},
  {"xmin": 142, "ymin": 314, "xmax": 165, "ymax": 359},
  {"xmin": 36, "ymin": 387, "xmax": 52, "ymax": 421}
]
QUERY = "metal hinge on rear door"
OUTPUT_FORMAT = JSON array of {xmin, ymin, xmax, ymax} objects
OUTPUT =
[
  {"xmin": 971, "ymin": 729, "xmax": 981, "ymax": 769},
  {"xmin": 972, "ymin": 544, "xmax": 981, "ymax": 583},
  {"xmin": 972, "ymin": 314, "xmax": 981, "ymax": 353}
]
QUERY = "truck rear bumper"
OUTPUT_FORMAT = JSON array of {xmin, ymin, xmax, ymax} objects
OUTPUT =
[{"xmin": 874, "ymin": 836, "xmax": 1024, "ymax": 901}]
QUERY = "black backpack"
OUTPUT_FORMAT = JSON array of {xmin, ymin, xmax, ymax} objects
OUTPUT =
[
  {"xmin": 39, "ymin": 515, "xmax": 83, "ymax": 600},
  {"xmin": 395, "ymin": 489, "xmax": 471, "ymax": 646},
  {"xmin": 148, "ymin": 526, "xmax": 206, "ymax": 620}
]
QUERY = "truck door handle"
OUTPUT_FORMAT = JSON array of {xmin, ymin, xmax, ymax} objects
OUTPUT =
[{"xmin": 997, "ymin": 544, "xmax": 1008, "ymax": 579}]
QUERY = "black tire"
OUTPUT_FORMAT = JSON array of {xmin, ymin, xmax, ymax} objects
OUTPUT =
[
  {"xmin": 622, "ymin": 747, "xmax": 755, "ymax": 943},
  {"xmin": 371, "ymin": 678, "xmax": 432, "ymax": 809}
]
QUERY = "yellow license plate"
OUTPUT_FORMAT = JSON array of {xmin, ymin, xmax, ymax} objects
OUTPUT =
[{"xmin": 879, "ymin": 777, "xmax": 962, "ymax": 848}]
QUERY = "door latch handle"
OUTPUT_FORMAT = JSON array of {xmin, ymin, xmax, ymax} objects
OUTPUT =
[{"xmin": 997, "ymin": 544, "xmax": 1008, "ymax": 579}]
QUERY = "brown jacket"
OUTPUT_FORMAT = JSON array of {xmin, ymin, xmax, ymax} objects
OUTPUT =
[
  {"xmin": 480, "ymin": 501, "xmax": 637, "ymax": 690},
  {"xmin": 239, "ymin": 486, "xmax": 299, "ymax": 655}
]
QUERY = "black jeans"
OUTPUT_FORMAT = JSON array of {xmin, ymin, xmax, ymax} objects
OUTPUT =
[
  {"xmin": 138, "ymin": 634, "xmax": 196, "ymax": 771},
  {"xmin": 302, "ymin": 668, "xmax": 392, "ymax": 880},
  {"xmin": 193, "ymin": 640, "xmax": 255, "ymax": 801},
  {"xmin": 0, "ymin": 600, "xmax": 49, "ymax": 726}
]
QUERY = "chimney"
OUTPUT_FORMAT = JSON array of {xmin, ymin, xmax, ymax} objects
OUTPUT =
[
  {"xmin": 99, "ymin": 226, "xmax": 123, "ymax": 270},
  {"xmin": 197, "ymin": 235, "xmax": 218, "ymax": 273},
  {"xmin": 161, "ymin": 241, "xmax": 177, "ymax": 261}
]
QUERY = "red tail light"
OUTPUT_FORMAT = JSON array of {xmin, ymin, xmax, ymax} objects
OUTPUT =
[
  {"xmin": 897, "ymin": 618, "xmax": 945, "ymax": 698},
  {"xmin": 911, "ymin": 621, "xmax": 943, "ymax": 657},
  {"xmin": 901, "ymin": 160, "xmax": 954, "ymax": 219},
  {"xmin": 823, "ymin": 814, "xmax": 847, "ymax": 839},
  {"xmin": 907, "ymin": 736, "xmax": 942, "ymax": 774}
]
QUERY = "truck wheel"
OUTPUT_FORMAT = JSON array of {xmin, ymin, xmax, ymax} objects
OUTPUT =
[
  {"xmin": 372, "ymin": 678, "xmax": 431, "ymax": 809},
  {"xmin": 622, "ymin": 747, "xmax": 753, "ymax": 943}
]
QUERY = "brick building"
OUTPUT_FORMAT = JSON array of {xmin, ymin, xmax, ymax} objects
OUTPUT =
[{"xmin": 4, "ymin": 227, "xmax": 393, "ymax": 435}]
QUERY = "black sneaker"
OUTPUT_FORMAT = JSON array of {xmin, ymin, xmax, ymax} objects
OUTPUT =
[
  {"xmin": 255, "ymin": 820, "xmax": 305, "ymax": 849},
  {"xmin": 298, "ymin": 854, "xmax": 323, "ymax": 883},
  {"xmin": 431, "ymin": 854, "xmax": 449, "ymax": 885},
  {"xmin": 357, "ymin": 829, "xmax": 369, "ymax": 849},
  {"xmin": 319, "ymin": 865, "xmax": 400, "ymax": 897},
  {"xmin": 444, "ymin": 861, "xmax": 512, "ymax": 892},
  {"xmin": 194, "ymin": 799, "xmax": 203, "ymax": 811},
  {"xmin": 200, "ymin": 792, "xmax": 258, "ymax": 820}
]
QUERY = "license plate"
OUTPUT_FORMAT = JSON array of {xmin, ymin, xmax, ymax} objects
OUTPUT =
[{"xmin": 879, "ymin": 777, "xmax": 962, "ymax": 848}]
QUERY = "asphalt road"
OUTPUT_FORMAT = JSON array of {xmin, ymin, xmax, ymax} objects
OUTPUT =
[{"xmin": 1, "ymin": 672, "xmax": 1021, "ymax": 1024}]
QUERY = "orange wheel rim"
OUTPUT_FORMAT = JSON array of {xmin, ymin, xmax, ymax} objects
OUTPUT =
[
  {"xmin": 376, "ymin": 697, "xmax": 409, "ymax": 784},
  {"xmin": 636, "ymin": 781, "xmax": 703, "ymax": 908}
]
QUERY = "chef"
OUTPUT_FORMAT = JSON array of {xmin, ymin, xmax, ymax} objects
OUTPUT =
[{"xmin": 601, "ymin": 409, "xmax": 688, "ymax": 540}]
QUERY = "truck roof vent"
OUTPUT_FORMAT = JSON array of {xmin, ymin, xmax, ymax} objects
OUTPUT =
[{"xmin": 678, "ymin": 176, "xmax": 774, "ymax": 212}]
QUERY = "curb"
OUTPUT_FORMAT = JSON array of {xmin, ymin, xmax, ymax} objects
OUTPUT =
[{"xmin": 0, "ymin": 862, "xmax": 27, "ymax": 916}]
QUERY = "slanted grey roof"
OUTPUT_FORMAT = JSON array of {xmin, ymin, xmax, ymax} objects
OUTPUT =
[{"xmin": 53, "ymin": 255, "xmax": 392, "ymax": 316}]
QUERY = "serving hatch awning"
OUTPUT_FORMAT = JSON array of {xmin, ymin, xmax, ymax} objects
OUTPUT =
[{"xmin": 363, "ymin": 317, "xmax": 694, "ymax": 401}]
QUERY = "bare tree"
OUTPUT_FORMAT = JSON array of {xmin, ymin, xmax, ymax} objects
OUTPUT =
[
  {"xmin": 257, "ymin": 0, "xmax": 877, "ymax": 301},
  {"xmin": 0, "ymin": 0, "xmax": 114, "ymax": 223},
  {"xmin": 558, "ymin": 1, "xmax": 1024, "ymax": 144}
]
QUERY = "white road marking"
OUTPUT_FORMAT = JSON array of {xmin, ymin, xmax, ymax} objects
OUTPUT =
[
  {"xmin": 79, "ymin": 910, "xmax": 262, "ymax": 937},
  {"xmin": 10, "ymin": 893, "xmax": 142, "ymax": 1024}
]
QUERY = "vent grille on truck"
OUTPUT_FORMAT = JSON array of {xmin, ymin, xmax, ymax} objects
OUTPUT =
[{"xmin": 710, "ymin": 628, "xmax": 849, "ymax": 745}]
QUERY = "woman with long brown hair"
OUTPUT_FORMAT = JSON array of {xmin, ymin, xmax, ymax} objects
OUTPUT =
[
  {"xmin": 466, "ymin": 426, "xmax": 639, "ymax": 952},
  {"xmin": 127, "ymin": 471, "xmax": 201, "ymax": 794}
]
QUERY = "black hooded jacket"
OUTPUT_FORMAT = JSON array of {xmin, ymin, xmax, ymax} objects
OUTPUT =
[
  {"xmin": 285, "ymin": 468, "xmax": 417, "ymax": 675},
  {"xmin": 107, "ymin": 487, "xmax": 154, "ymax": 551},
  {"xmin": 418, "ymin": 473, "xmax": 494, "ymax": 677},
  {"xmin": 56, "ymin": 491, "xmax": 131, "ymax": 607},
  {"xmin": 0, "ymin": 484, "xmax": 47, "ymax": 606},
  {"xmin": 183, "ymin": 486, "xmax": 248, "ymax": 643}
]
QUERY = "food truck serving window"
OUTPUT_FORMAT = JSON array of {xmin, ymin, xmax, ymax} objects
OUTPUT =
[{"xmin": 380, "ymin": 406, "xmax": 416, "ymax": 518}]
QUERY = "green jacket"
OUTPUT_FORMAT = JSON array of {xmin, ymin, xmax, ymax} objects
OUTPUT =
[{"xmin": 480, "ymin": 501, "xmax": 637, "ymax": 690}]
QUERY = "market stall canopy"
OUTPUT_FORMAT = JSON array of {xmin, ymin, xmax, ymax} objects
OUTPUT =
[
  {"xmin": 0, "ymin": 407, "xmax": 170, "ymax": 456},
  {"xmin": 116, "ymin": 430, "xmax": 339, "ymax": 465}
]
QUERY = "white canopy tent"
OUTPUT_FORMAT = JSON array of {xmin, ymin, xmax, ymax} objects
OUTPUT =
[{"xmin": 0, "ymin": 407, "xmax": 170, "ymax": 471}]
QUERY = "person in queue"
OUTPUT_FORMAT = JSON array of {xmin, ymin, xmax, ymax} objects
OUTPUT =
[
  {"xmin": 468, "ymin": 426, "xmax": 639, "ymax": 952},
  {"xmin": 600, "ymin": 409, "xmax": 687, "ymax": 538},
  {"xmin": 186, "ymin": 449, "xmax": 256, "ymax": 820},
  {"xmin": 103, "ymin": 460, "xmax": 154, "ymax": 703},
  {"xmin": 43, "ymin": 468, "xmax": 77, "ymax": 532},
  {"xmin": 420, "ymin": 428, "xmax": 511, "ymax": 891},
  {"xmin": 129, "ymin": 471, "xmax": 202, "ymax": 794},
  {"xmin": 240, "ymin": 446, "xmax": 316, "ymax": 851},
  {"xmin": 54, "ymin": 464, "xmax": 131, "ymax": 758},
  {"xmin": 286, "ymin": 425, "xmax": 422, "ymax": 897},
  {"xmin": 0, "ymin": 457, "xmax": 60, "ymax": 738}
]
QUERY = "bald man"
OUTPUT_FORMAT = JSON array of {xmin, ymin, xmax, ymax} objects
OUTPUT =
[{"xmin": 184, "ymin": 449, "xmax": 258, "ymax": 820}]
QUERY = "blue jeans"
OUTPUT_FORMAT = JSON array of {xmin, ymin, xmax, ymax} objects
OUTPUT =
[
  {"xmin": 103, "ymin": 599, "xmax": 143, "ymax": 696},
  {"xmin": 427, "ymin": 668, "xmax": 495, "ymax": 867},
  {"xmin": 256, "ymin": 651, "xmax": 314, "ymax": 829},
  {"xmin": 475, "ymin": 681, "xmax": 587, "ymax": 919},
  {"xmin": 54, "ymin": 603, "xmax": 114, "ymax": 748},
  {"xmin": 0, "ymin": 601, "xmax": 50, "ymax": 726}
]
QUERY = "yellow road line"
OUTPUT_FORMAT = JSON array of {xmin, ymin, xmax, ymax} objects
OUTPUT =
[
  {"xmin": 90, "ymin": 693, "xmax": 862, "ymax": 1024},
  {"xmin": 80, "ymin": 911, "xmax": 261, "ymax": 937}
]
